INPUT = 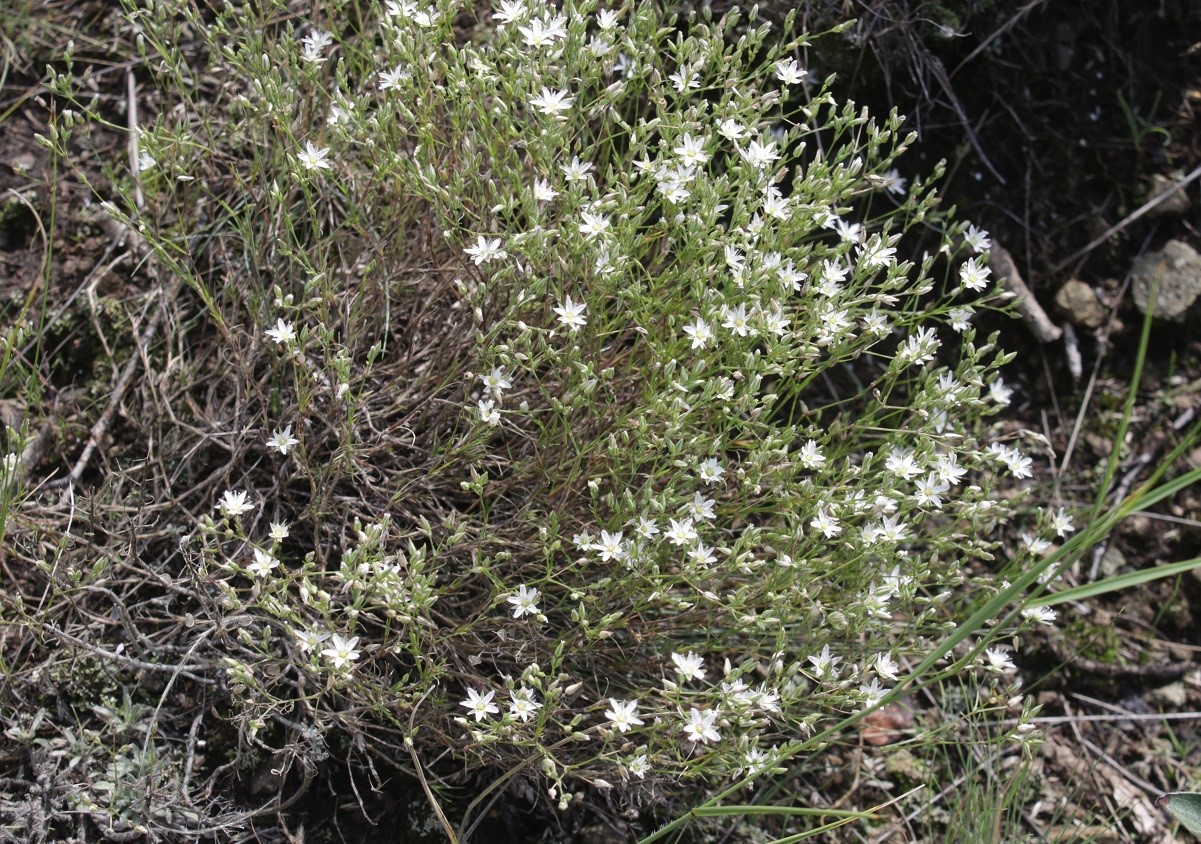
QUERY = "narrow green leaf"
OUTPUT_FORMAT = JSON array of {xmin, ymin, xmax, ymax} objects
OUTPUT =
[
  {"xmin": 1030, "ymin": 557, "xmax": 1201, "ymax": 607},
  {"xmin": 1159, "ymin": 791, "xmax": 1201, "ymax": 836}
]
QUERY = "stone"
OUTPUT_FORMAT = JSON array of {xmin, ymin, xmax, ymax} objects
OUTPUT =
[
  {"xmin": 1144, "ymin": 173, "xmax": 1190, "ymax": 219},
  {"xmin": 1055, "ymin": 279, "xmax": 1107, "ymax": 328},
  {"xmin": 1130, "ymin": 240, "xmax": 1201, "ymax": 322},
  {"xmin": 1145, "ymin": 682, "xmax": 1187, "ymax": 708}
]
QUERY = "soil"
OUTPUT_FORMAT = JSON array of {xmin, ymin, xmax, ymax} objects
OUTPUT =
[{"xmin": 2, "ymin": 0, "xmax": 1200, "ymax": 841}]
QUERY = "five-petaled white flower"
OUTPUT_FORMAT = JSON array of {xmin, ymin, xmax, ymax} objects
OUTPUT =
[
  {"xmin": 984, "ymin": 646, "xmax": 1015, "ymax": 673},
  {"xmin": 478, "ymin": 398, "xmax": 501, "ymax": 426},
  {"xmin": 960, "ymin": 257, "xmax": 991, "ymax": 291},
  {"xmin": 553, "ymin": 295, "xmax": 587, "ymax": 331},
  {"xmin": 578, "ymin": 210, "xmax": 610, "ymax": 240},
  {"xmin": 664, "ymin": 518, "xmax": 698, "ymax": 547},
  {"xmin": 321, "ymin": 634, "xmax": 361, "ymax": 670},
  {"xmin": 964, "ymin": 223, "xmax": 992, "ymax": 253},
  {"xmin": 774, "ymin": 58, "xmax": 808, "ymax": 85},
  {"xmin": 697, "ymin": 457, "xmax": 724, "ymax": 485},
  {"xmin": 265, "ymin": 318, "xmax": 297, "ymax": 345},
  {"xmin": 480, "ymin": 366, "xmax": 512, "ymax": 394},
  {"xmin": 296, "ymin": 141, "xmax": 331, "ymax": 171},
  {"xmin": 604, "ymin": 699, "xmax": 645, "ymax": 733},
  {"xmin": 507, "ymin": 584, "xmax": 540, "ymax": 619},
  {"xmin": 562, "ymin": 156, "xmax": 594, "ymax": 182},
  {"xmin": 878, "ymin": 168, "xmax": 907, "ymax": 196},
  {"xmin": 464, "ymin": 235, "xmax": 506, "ymax": 265},
  {"xmin": 247, "ymin": 548, "xmax": 279, "ymax": 578},
  {"xmin": 683, "ymin": 316, "xmax": 713, "ymax": 349},
  {"xmin": 682, "ymin": 707, "xmax": 720, "ymax": 743},
  {"xmin": 218, "ymin": 489, "xmax": 254, "ymax": 517},
  {"xmin": 509, "ymin": 688, "xmax": 543, "ymax": 722},
  {"xmin": 266, "ymin": 425, "xmax": 299, "ymax": 455},
  {"xmin": 530, "ymin": 87, "xmax": 574, "ymax": 116},
  {"xmin": 293, "ymin": 627, "xmax": 329, "ymax": 654},
  {"xmin": 378, "ymin": 64, "xmax": 409, "ymax": 91},
  {"xmin": 594, "ymin": 530, "xmax": 625, "ymax": 562},
  {"xmin": 460, "ymin": 688, "xmax": 499, "ymax": 722},
  {"xmin": 533, "ymin": 177, "xmax": 558, "ymax": 202},
  {"xmin": 671, "ymin": 651, "xmax": 707, "ymax": 682},
  {"xmin": 1051, "ymin": 507, "xmax": 1075, "ymax": 537}
]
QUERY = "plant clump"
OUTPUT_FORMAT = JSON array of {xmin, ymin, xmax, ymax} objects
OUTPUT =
[{"xmin": 0, "ymin": 0, "xmax": 1072, "ymax": 837}]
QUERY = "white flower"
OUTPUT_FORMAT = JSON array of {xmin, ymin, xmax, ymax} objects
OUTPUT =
[
  {"xmin": 810, "ymin": 507, "xmax": 842, "ymax": 538},
  {"xmin": 913, "ymin": 474, "xmax": 949, "ymax": 509},
  {"xmin": 673, "ymin": 133, "xmax": 709, "ymax": 167},
  {"xmin": 627, "ymin": 754, "xmax": 649, "ymax": 779},
  {"xmin": 885, "ymin": 448, "xmax": 922, "ymax": 481},
  {"xmin": 717, "ymin": 118, "xmax": 746, "ymax": 141},
  {"xmin": 480, "ymin": 366, "xmax": 512, "ymax": 394},
  {"xmin": 859, "ymin": 678, "xmax": 889, "ymax": 707},
  {"xmin": 664, "ymin": 518, "xmax": 697, "ymax": 547},
  {"xmin": 518, "ymin": 14, "xmax": 567, "ymax": 48},
  {"xmin": 460, "ymin": 688, "xmax": 499, "ymax": 722},
  {"xmin": 533, "ymin": 177, "xmax": 558, "ymax": 202},
  {"xmin": 683, "ymin": 316, "xmax": 713, "ymax": 349},
  {"xmin": 578, "ymin": 211, "xmax": 610, "ymax": 240},
  {"xmin": 859, "ymin": 234, "xmax": 897, "ymax": 269},
  {"xmin": 218, "ymin": 489, "xmax": 254, "ymax": 517},
  {"xmin": 321, "ymin": 634, "xmax": 361, "ymax": 670},
  {"xmin": 671, "ymin": 651, "xmax": 706, "ymax": 682},
  {"xmin": 797, "ymin": 439, "xmax": 825, "ymax": 470},
  {"xmin": 296, "ymin": 141, "xmax": 331, "ymax": 171},
  {"xmin": 300, "ymin": 29, "xmax": 334, "ymax": 64},
  {"xmin": 948, "ymin": 306, "xmax": 974, "ymax": 332},
  {"xmin": 1051, "ymin": 507, "xmax": 1075, "ymax": 537},
  {"xmin": 478, "ymin": 398, "xmax": 500, "ymax": 426},
  {"xmin": 1021, "ymin": 605, "xmax": 1058, "ymax": 626},
  {"xmin": 247, "ymin": 548, "xmax": 279, "ymax": 578},
  {"xmin": 762, "ymin": 186, "xmax": 791, "ymax": 220},
  {"xmin": 293, "ymin": 628, "xmax": 329, "ymax": 654},
  {"xmin": 686, "ymin": 492, "xmax": 715, "ymax": 522},
  {"xmin": 1021, "ymin": 532, "xmax": 1052, "ymax": 555},
  {"xmin": 697, "ymin": 457, "xmax": 724, "ymax": 485},
  {"xmin": 688, "ymin": 542, "xmax": 717, "ymax": 567},
  {"xmin": 492, "ymin": 0, "xmax": 527, "ymax": 24},
  {"xmin": 874, "ymin": 653, "xmax": 900, "ymax": 682},
  {"xmin": 265, "ymin": 318, "xmax": 297, "ymax": 345},
  {"xmin": 137, "ymin": 151, "xmax": 156, "ymax": 172},
  {"xmin": 507, "ymin": 584, "xmax": 540, "ymax": 618},
  {"xmin": 983, "ymin": 647, "xmax": 1015, "ymax": 673},
  {"xmin": 635, "ymin": 517, "xmax": 659, "ymax": 539},
  {"xmin": 378, "ymin": 64, "xmax": 409, "ymax": 91},
  {"xmin": 877, "ymin": 168, "xmax": 907, "ymax": 196},
  {"xmin": 722, "ymin": 303, "xmax": 755, "ymax": 337},
  {"xmin": 553, "ymin": 295, "xmax": 587, "ymax": 331},
  {"xmin": 269, "ymin": 521, "xmax": 290, "ymax": 541},
  {"xmin": 594, "ymin": 530, "xmax": 625, "ymax": 562},
  {"xmin": 682, "ymin": 707, "xmax": 720, "ymax": 744},
  {"xmin": 596, "ymin": 8, "xmax": 619, "ymax": 30},
  {"xmin": 604, "ymin": 699, "xmax": 645, "ymax": 733},
  {"xmin": 562, "ymin": 156, "xmax": 594, "ymax": 182},
  {"xmin": 266, "ymin": 425, "xmax": 299, "ymax": 455},
  {"xmin": 807, "ymin": 644, "xmax": 840, "ymax": 679},
  {"xmin": 989, "ymin": 377, "xmax": 1013, "ymax": 406},
  {"xmin": 464, "ymin": 235, "xmax": 506, "ymax": 265},
  {"xmin": 530, "ymin": 86, "xmax": 574, "ymax": 116},
  {"xmin": 741, "ymin": 138, "xmax": 779, "ymax": 169},
  {"xmin": 668, "ymin": 67, "xmax": 698, "ymax": 91},
  {"xmin": 509, "ymin": 687, "xmax": 542, "ymax": 722},
  {"xmin": 774, "ymin": 58, "xmax": 808, "ymax": 85},
  {"xmin": 960, "ymin": 257, "xmax": 991, "ymax": 291},
  {"xmin": 964, "ymin": 223, "xmax": 992, "ymax": 253}
]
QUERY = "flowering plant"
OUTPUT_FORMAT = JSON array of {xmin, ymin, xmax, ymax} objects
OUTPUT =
[{"xmin": 27, "ymin": 0, "xmax": 1068, "ymax": 831}]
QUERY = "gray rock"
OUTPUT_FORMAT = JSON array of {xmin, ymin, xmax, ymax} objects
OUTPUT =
[
  {"xmin": 1144, "ymin": 173, "xmax": 1190, "ymax": 219},
  {"xmin": 1131, "ymin": 240, "xmax": 1201, "ymax": 322},
  {"xmin": 1055, "ymin": 279, "xmax": 1107, "ymax": 328}
]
